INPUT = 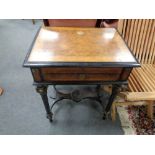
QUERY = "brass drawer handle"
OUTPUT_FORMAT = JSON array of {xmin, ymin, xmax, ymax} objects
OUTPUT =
[{"xmin": 79, "ymin": 74, "xmax": 86, "ymax": 80}]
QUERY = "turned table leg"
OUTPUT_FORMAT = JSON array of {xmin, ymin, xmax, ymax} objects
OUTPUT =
[
  {"xmin": 36, "ymin": 86, "xmax": 53, "ymax": 122},
  {"xmin": 103, "ymin": 84, "xmax": 120, "ymax": 119}
]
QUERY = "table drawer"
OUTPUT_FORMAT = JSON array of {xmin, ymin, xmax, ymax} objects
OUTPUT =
[
  {"xmin": 41, "ymin": 67, "xmax": 122, "ymax": 74},
  {"xmin": 42, "ymin": 73, "xmax": 120, "ymax": 82},
  {"xmin": 40, "ymin": 67, "xmax": 122, "ymax": 82},
  {"xmin": 31, "ymin": 67, "xmax": 131, "ymax": 82}
]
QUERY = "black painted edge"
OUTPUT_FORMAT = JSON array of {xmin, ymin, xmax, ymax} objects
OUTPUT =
[
  {"xmin": 23, "ymin": 27, "xmax": 140, "ymax": 68},
  {"xmin": 33, "ymin": 80, "xmax": 128, "ymax": 86},
  {"xmin": 24, "ymin": 61, "xmax": 140, "ymax": 68}
]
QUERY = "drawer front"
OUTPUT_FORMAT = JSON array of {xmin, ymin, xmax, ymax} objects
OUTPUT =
[
  {"xmin": 41, "ymin": 67, "xmax": 122, "ymax": 82},
  {"xmin": 42, "ymin": 73, "xmax": 120, "ymax": 82},
  {"xmin": 31, "ymin": 67, "xmax": 132, "ymax": 83},
  {"xmin": 41, "ymin": 67, "xmax": 122, "ymax": 74}
]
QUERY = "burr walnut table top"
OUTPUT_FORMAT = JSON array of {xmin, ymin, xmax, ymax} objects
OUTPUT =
[{"xmin": 23, "ymin": 27, "xmax": 139, "ymax": 67}]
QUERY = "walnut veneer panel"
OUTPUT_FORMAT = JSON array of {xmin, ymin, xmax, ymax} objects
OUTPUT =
[
  {"xmin": 32, "ymin": 67, "xmax": 131, "ymax": 82},
  {"xmin": 27, "ymin": 27, "xmax": 137, "ymax": 63},
  {"xmin": 42, "ymin": 73, "xmax": 120, "ymax": 82},
  {"xmin": 41, "ymin": 67, "xmax": 122, "ymax": 74}
]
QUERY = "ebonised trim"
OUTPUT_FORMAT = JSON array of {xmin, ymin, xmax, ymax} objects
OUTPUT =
[
  {"xmin": 24, "ymin": 61, "xmax": 140, "ymax": 68},
  {"xmin": 33, "ymin": 80, "xmax": 128, "ymax": 86}
]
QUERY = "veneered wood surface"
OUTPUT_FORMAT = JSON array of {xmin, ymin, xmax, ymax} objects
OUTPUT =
[
  {"xmin": 27, "ymin": 27, "xmax": 137, "ymax": 63},
  {"xmin": 32, "ymin": 67, "xmax": 132, "ymax": 82},
  {"xmin": 41, "ymin": 67, "xmax": 122, "ymax": 74},
  {"xmin": 42, "ymin": 73, "xmax": 120, "ymax": 82},
  {"xmin": 40, "ymin": 67, "xmax": 122, "ymax": 82}
]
